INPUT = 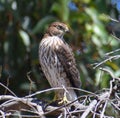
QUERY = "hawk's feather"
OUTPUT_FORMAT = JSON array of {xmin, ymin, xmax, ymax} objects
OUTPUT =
[{"xmin": 55, "ymin": 42, "xmax": 81, "ymax": 89}]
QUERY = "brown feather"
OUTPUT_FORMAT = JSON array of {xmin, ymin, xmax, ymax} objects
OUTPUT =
[{"xmin": 55, "ymin": 43, "xmax": 81, "ymax": 89}]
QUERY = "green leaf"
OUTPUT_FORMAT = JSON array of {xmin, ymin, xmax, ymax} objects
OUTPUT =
[
  {"xmin": 92, "ymin": 34, "xmax": 102, "ymax": 47},
  {"xmin": 19, "ymin": 30, "xmax": 30, "ymax": 47}
]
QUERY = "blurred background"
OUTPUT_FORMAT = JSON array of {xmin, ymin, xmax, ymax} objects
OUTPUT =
[{"xmin": 0, "ymin": 0, "xmax": 120, "ymax": 100}]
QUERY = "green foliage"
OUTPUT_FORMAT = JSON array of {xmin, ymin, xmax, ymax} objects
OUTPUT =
[{"xmin": 0, "ymin": 0, "xmax": 119, "ymax": 98}]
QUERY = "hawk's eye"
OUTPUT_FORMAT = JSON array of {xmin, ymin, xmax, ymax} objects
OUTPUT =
[{"xmin": 57, "ymin": 25, "xmax": 64, "ymax": 30}]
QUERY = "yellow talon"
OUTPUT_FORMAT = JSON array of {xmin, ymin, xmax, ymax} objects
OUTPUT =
[{"xmin": 58, "ymin": 95, "xmax": 70, "ymax": 105}]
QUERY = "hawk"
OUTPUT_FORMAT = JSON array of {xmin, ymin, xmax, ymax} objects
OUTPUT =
[{"xmin": 39, "ymin": 22, "xmax": 81, "ymax": 102}]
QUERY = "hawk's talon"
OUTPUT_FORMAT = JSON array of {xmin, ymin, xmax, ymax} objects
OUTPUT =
[{"xmin": 58, "ymin": 96, "xmax": 70, "ymax": 105}]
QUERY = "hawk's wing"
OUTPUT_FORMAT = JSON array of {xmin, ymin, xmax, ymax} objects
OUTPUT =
[{"xmin": 55, "ymin": 42, "xmax": 81, "ymax": 89}]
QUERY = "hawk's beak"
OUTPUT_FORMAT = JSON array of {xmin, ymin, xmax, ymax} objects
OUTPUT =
[{"xmin": 65, "ymin": 27, "xmax": 70, "ymax": 33}]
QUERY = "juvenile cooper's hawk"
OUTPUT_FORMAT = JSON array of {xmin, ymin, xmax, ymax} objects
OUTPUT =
[{"xmin": 39, "ymin": 22, "xmax": 81, "ymax": 102}]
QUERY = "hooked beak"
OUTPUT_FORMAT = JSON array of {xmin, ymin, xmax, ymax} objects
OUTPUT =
[{"xmin": 65, "ymin": 26, "xmax": 70, "ymax": 33}]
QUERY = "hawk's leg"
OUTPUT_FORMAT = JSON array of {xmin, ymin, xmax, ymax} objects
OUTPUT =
[
  {"xmin": 57, "ymin": 90, "xmax": 71, "ymax": 105},
  {"xmin": 53, "ymin": 90, "xmax": 70, "ymax": 105},
  {"xmin": 58, "ymin": 95, "xmax": 70, "ymax": 105}
]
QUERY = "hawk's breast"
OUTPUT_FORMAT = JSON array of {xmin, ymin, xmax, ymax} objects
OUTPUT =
[{"xmin": 39, "ymin": 36, "xmax": 71, "ymax": 88}]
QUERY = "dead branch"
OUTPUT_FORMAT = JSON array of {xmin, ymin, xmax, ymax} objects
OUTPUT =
[{"xmin": 0, "ymin": 73, "xmax": 119, "ymax": 118}]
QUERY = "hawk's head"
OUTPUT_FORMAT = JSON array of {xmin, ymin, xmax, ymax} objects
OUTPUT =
[{"xmin": 45, "ymin": 22, "xmax": 69, "ymax": 38}]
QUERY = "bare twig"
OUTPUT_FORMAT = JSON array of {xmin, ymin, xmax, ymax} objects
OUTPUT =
[
  {"xmin": 0, "ymin": 83, "xmax": 17, "ymax": 97},
  {"xmin": 100, "ymin": 100, "xmax": 108, "ymax": 118},
  {"xmin": 81, "ymin": 100, "xmax": 97, "ymax": 118},
  {"xmin": 25, "ymin": 87, "xmax": 96, "ymax": 98},
  {"xmin": 105, "ymin": 48, "xmax": 120, "ymax": 56},
  {"xmin": 111, "ymin": 34, "xmax": 120, "ymax": 42},
  {"xmin": 27, "ymin": 71, "xmax": 35, "ymax": 95},
  {"xmin": 108, "ymin": 16, "xmax": 119, "ymax": 22},
  {"xmin": 99, "ymin": 67, "xmax": 115, "ymax": 78},
  {"xmin": 4, "ymin": 77, "xmax": 10, "ymax": 95},
  {"xmin": 93, "ymin": 55, "xmax": 120, "ymax": 69}
]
